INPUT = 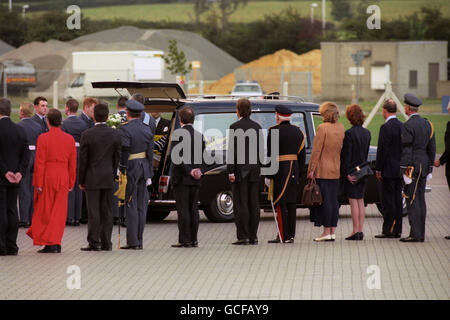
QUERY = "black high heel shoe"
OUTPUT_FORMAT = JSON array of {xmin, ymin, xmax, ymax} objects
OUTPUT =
[{"xmin": 345, "ymin": 233, "xmax": 359, "ymax": 240}]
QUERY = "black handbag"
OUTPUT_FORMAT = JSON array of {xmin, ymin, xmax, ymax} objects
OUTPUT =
[{"xmin": 348, "ymin": 161, "xmax": 373, "ymax": 183}]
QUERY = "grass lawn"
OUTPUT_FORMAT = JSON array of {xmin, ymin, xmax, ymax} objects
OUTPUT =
[{"xmin": 31, "ymin": 0, "xmax": 450, "ymax": 24}]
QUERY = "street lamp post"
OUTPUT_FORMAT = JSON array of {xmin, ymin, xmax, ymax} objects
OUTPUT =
[
  {"xmin": 22, "ymin": 5, "xmax": 29, "ymax": 18},
  {"xmin": 322, "ymin": 0, "xmax": 326, "ymax": 30},
  {"xmin": 311, "ymin": 3, "xmax": 318, "ymax": 24}
]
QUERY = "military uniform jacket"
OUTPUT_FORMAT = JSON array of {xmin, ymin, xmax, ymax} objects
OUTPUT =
[
  {"xmin": 267, "ymin": 121, "xmax": 306, "ymax": 205},
  {"xmin": 400, "ymin": 114, "xmax": 436, "ymax": 177},
  {"xmin": 17, "ymin": 117, "xmax": 42, "ymax": 170},
  {"xmin": 439, "ymin": 121, "xmax": 450, "ymax": 177},
  {"xmin": 119, "ymin": 119, "xmax": 154, "ymax": 181},
  {"xmin": 61, "ymin": 115, "xmax": 89, "ymax": 144}
]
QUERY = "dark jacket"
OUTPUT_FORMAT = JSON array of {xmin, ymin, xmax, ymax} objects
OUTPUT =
[
  {"xmin": 0, "ymin": 117, "xmax": 29, "ymax": 186},
  {"xmin": 17, "ymin": 117, "xmax": 42, "ymax": 171},
  {"xmin": 227, "ymin": 117, "xmax": 263, "ymax": 183},
  {"xmin": 79, "ymin": 124, "xmax": 121, "ymax": 189},
  {"xmin": 400, "ymin": 114, "xmax": 436, "ymax": 177},
  {"xmin": 79, "ymin": 112, "xmax": 94, "ymax": 129},
  {"xmin": 170, "ymin": 124, "xmax": 206, "ymax": 186},
  {"xmin": 155, "ymin": 117, "xmax": 171, "ymax": 136},
  {"xmin": 31, "ymin": 114, "xmax": 48, "ymax": 133},
  {"xmin": 340, "ymin": 125, "xmax": 371, "ymax": 177},
  {"xmin": 375, "ymin": 117, "xmax": 403, "ymax": 178},
  {"xmin": 62, "ymin": 115, "xmax": 90, "ymax": 143},
  {"xmin": 267, "ymin": 120, "xmax": 306, "ymax": 204},
  {"xmin": 439, "ymin": 121, "xmax": 450, "ymax": 177}
]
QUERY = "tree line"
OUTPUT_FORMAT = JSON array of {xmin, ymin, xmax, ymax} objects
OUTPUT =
[{"xmin": 0, "ymin": 1, "xmax": 449, "ymax": 63}]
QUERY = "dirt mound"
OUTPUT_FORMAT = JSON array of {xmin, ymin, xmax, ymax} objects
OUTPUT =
[{"xmin": 204, "ymin": 49, "xmax": 321, "ymax": 96}]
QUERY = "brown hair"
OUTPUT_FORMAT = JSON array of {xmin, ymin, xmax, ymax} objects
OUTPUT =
[
  {"xmin": 179, "ymin": 106, "xmax": 195, "ymax": 124},
  {"xmin": 20, "ymin": 102, "xmax": 34, "ymax": 117},
  {"xmin": 83, "ymin": 97, "xmax": 98, "ymax": 109},
  {"xmin": 0, "ymin": 98, "xmax": 11, "ymax": 116},
  {"xmin": 319, "ymin": 101, "xmax": 339, "ymax": 123},
  {"xmin": 382, "ymin": 99, "xmax": 397, "ymax": 113},
  {"xmin": 346, "ymin": 104, "xmax": 365, "ymax": 126},
  {"xmin": 47, "ymin": 108, "xmax": 62, "ymax": 127},
  {"xmin": 66, "ymin": 98, "xmax": 79, "ymax": 113},
  {"xmin": 236, "ymin": 98, "xmax": 252, "ymax": 118},
  {"xmin": 33, "ymin": 96, "xmax": 47, "ymax": 106}
]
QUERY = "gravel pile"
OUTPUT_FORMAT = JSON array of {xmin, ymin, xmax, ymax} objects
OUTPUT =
[{"xmin": 0, "ymin": 26, "xmax": 242, "ymax": 97}]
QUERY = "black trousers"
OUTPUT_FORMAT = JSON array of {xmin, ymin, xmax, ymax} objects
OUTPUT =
[
  {"xmin": 380, "ymin": 178, "xmax": 403, "ymax": 235},
  {"xmin": 276, "ymin": 201, "xmax": 297, "ymax": 241},
  {"xmin": 85, "ymin": 189, "xmax": 114, "ymax": 248},
  {"xmin": 174, "ymin": 184, "xmax": 200, "ymax": 244},
  {"xmin": 406, "ymin": 176, "xmax": 427, "ymax": 240},
  {"xmin": 232, "ymin": 178, "xmax": 260, "ymax": 241},
  {"xmin": 0, "ymin": 186, "xmax": 19, "ymax": 254}
]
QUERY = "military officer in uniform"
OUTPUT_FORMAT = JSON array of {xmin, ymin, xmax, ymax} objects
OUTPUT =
[
  {"xmin": 62, "ymin": 99, "xmax": 87, "ymax": 226},
  {"xmin": 118, "ymin": 100, "xmax": 154, "ymax": 250},
  {"xmin": 267, "ymin": 105, "xmax": 306, "ymax": 243},
  {"xmin": 400, "ymin": 93, "xmax": 436, "ymax": 243}
]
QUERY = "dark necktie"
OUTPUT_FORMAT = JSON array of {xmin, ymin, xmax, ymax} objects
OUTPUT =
[{"xmin": 42, "ymin": 116, "xmax": 48, "ymax": 132}]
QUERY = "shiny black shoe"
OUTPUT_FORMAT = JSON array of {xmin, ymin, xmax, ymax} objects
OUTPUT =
[
  {"xmin": 80, "ymin": 245, "xmax": 101, "ymax": 251},
  {"xmin": 232, "ymin": 239, "xmax": 249, "ymax": 245},
  {"xmin": 283, "ymin": 238, "xmax": 294, "ymax": 243},
  {"xmin": 375, "ymin": 234, "xmax": 391, "ymax": 239},
  {"xmin": 38, "ymin": 245, "xmax": 61, "ymax": 253},
  {"xmin": 445, "ymin": 236, "xmax": 450, "ymax": 240},
  {"xmin": 400, "ymin": 236, "xmax": 420, "ymax": 243},
  {"xmin": 192, "ymin": 241, "xmax": 198, "ymax": 247},
  {"xmin": 171, "ymin": 243, "xmax": 192, "ymax": 248},
  {"xmin": 120, "ymin": 245, "xmax": 140, "ymax": 250},
  {"xmin": 101, "ymin": 246, "xmax": 112, "ymax": 251},
  {"xmin": 268, "ymin": 236, "xmax": 282, "ymax": 243},
  {"xmin": 249, "ymin": 239, "xmax": 258, "ymax": 245},
  {"xmin": 358, "ymin": 232, "xmax": 364, "ymax": 240}
]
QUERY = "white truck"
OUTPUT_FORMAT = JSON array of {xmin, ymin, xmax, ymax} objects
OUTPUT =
[{"xmin": 65, "ymin": 50, "xmax": 165, "ymax": 100}]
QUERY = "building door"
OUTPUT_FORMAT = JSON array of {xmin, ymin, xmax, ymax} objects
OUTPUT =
[{"xmin": 428, "ymin": 63, "xmax": 439, "ymax": 98}]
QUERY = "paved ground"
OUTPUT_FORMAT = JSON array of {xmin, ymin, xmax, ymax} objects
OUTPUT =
[{"xmin": 1, "ymin": 167, "xmax": 449, "ymax": 300}]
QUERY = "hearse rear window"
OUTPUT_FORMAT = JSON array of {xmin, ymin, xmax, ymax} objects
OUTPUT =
[{"xmin": 193, "ymin": 111, "xmax": 307, "ymax": 152}]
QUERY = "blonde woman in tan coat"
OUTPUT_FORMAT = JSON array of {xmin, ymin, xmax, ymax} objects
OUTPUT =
[{"xmin": 307, "ymin": 102, "xmax": 345, "ymax": 242}]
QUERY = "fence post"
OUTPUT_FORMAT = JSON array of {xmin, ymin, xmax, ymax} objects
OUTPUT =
[
  {"xmin": 53, "ymin": 81, "xmax": 58, "ymax": 109},
  {"xmin": 283, "ymin": 81, "xmax": 289, "ymax": 97},
  {"xmin": 2, "ymin": 70, "xmax": 7, "ymax": 98}
]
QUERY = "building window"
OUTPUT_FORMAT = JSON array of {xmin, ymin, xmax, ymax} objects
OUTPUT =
[{"xmin": 409, "ymin": 70, "xmax": 418, "ymax": 88}]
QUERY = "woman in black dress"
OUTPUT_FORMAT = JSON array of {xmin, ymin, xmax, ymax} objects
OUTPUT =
[{"xmin": 341, "ymin": 104, "xmax": 371, "ymax": 240}]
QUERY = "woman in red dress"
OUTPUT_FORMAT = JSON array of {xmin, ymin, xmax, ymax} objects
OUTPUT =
[{"xmin": 27, "ymin": 109, "xmax": 77, "ymax": 253}]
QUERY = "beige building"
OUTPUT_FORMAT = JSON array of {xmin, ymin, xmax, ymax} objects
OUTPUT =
[{"xmin": 321, "ymin": 41, "xmax": 448, "ymax": 101}]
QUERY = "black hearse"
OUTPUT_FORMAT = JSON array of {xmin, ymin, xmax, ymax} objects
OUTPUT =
[{"xmin": 92, "ymin": 81, "xmax": 381, "ymax": 222}]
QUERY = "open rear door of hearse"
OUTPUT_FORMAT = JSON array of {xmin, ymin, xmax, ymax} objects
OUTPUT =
[{"xmin": 91, "ymin": 81, "xmax": 186, "ymax": 113}]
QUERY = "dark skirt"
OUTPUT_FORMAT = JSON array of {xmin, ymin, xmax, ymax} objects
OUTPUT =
[
  {"xmin": 344, "ymin": 176, "xmax": 367, "ymax": 199},
  {"xmin": 312, "ymin": 179, "xmax": 339, "ymax": 228}
]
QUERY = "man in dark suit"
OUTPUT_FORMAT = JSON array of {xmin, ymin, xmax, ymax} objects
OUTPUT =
[
  {"xmin": 0, "ymin": 98, "xmax": 29, "ymax": 256},
  {"xmin": 267, "ymin": 105, "xmax": 306, "ymax": 244},
  {"xmin": 170, "ymin": 106, "xmax": 205, "ymax": 248},
  {"xmin": 227, "ymin": 98, "xmax": 263, "ymax": 245},
  {"xmin": 62, "ymin": 98, "xmax": 88, "ymax": 226},
  {"xmin": 433, "ymin": 102, "xmax": 450, "ymax": 239},
  {"xmin": 152, "ymin": 112, "xmax": 171, "ymax": 136},
  {"xmin": 400, "ymin": 93, "xmax": 436, "ymax": 243},
  {"xmin": 31, "ymin": 96, "xmax": 49, "ymax": 133},
  {"xmin": 79, "ymin": 104, "xmax": 121, "ymax": 251},
  {"xmin": 78, "ymin": 97, "xmax": 97, "ymax": 224},
  {"xmin": 17, "ymin": 102, "xmax": 42, "ymax": 228},
  {"xmin": 375, "ymin": 99, "xmax": 403, "ymax": 239}
]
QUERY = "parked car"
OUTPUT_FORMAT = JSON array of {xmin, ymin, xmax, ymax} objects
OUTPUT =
[
  {"xmin": 231, "ymin": 80, "xmax": 264, "ymax": 97},
  {"xmin": 92, "ymin": 81, "xmax": 381, "ymax": 222}
]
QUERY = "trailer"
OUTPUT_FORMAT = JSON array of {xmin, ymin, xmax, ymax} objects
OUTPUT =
[{"xmin": 64, "ymin": 50, "xmax": 165, "ymax": 100}]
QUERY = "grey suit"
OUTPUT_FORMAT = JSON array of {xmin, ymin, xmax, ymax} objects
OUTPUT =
[
  {"xmin": 119, "ymin": 119, "xmax": 154, "ymax": 247},
  {"xmin": 400, "ymin": 114, "xmax": 436, "ymax": 240},
  {"xmin": 16, "ymin": 118, "xmax": 42, "ymax": 225},
  {"xmin": 62, "ymin": 115, "xmax": 89, "ymax": 223}
]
